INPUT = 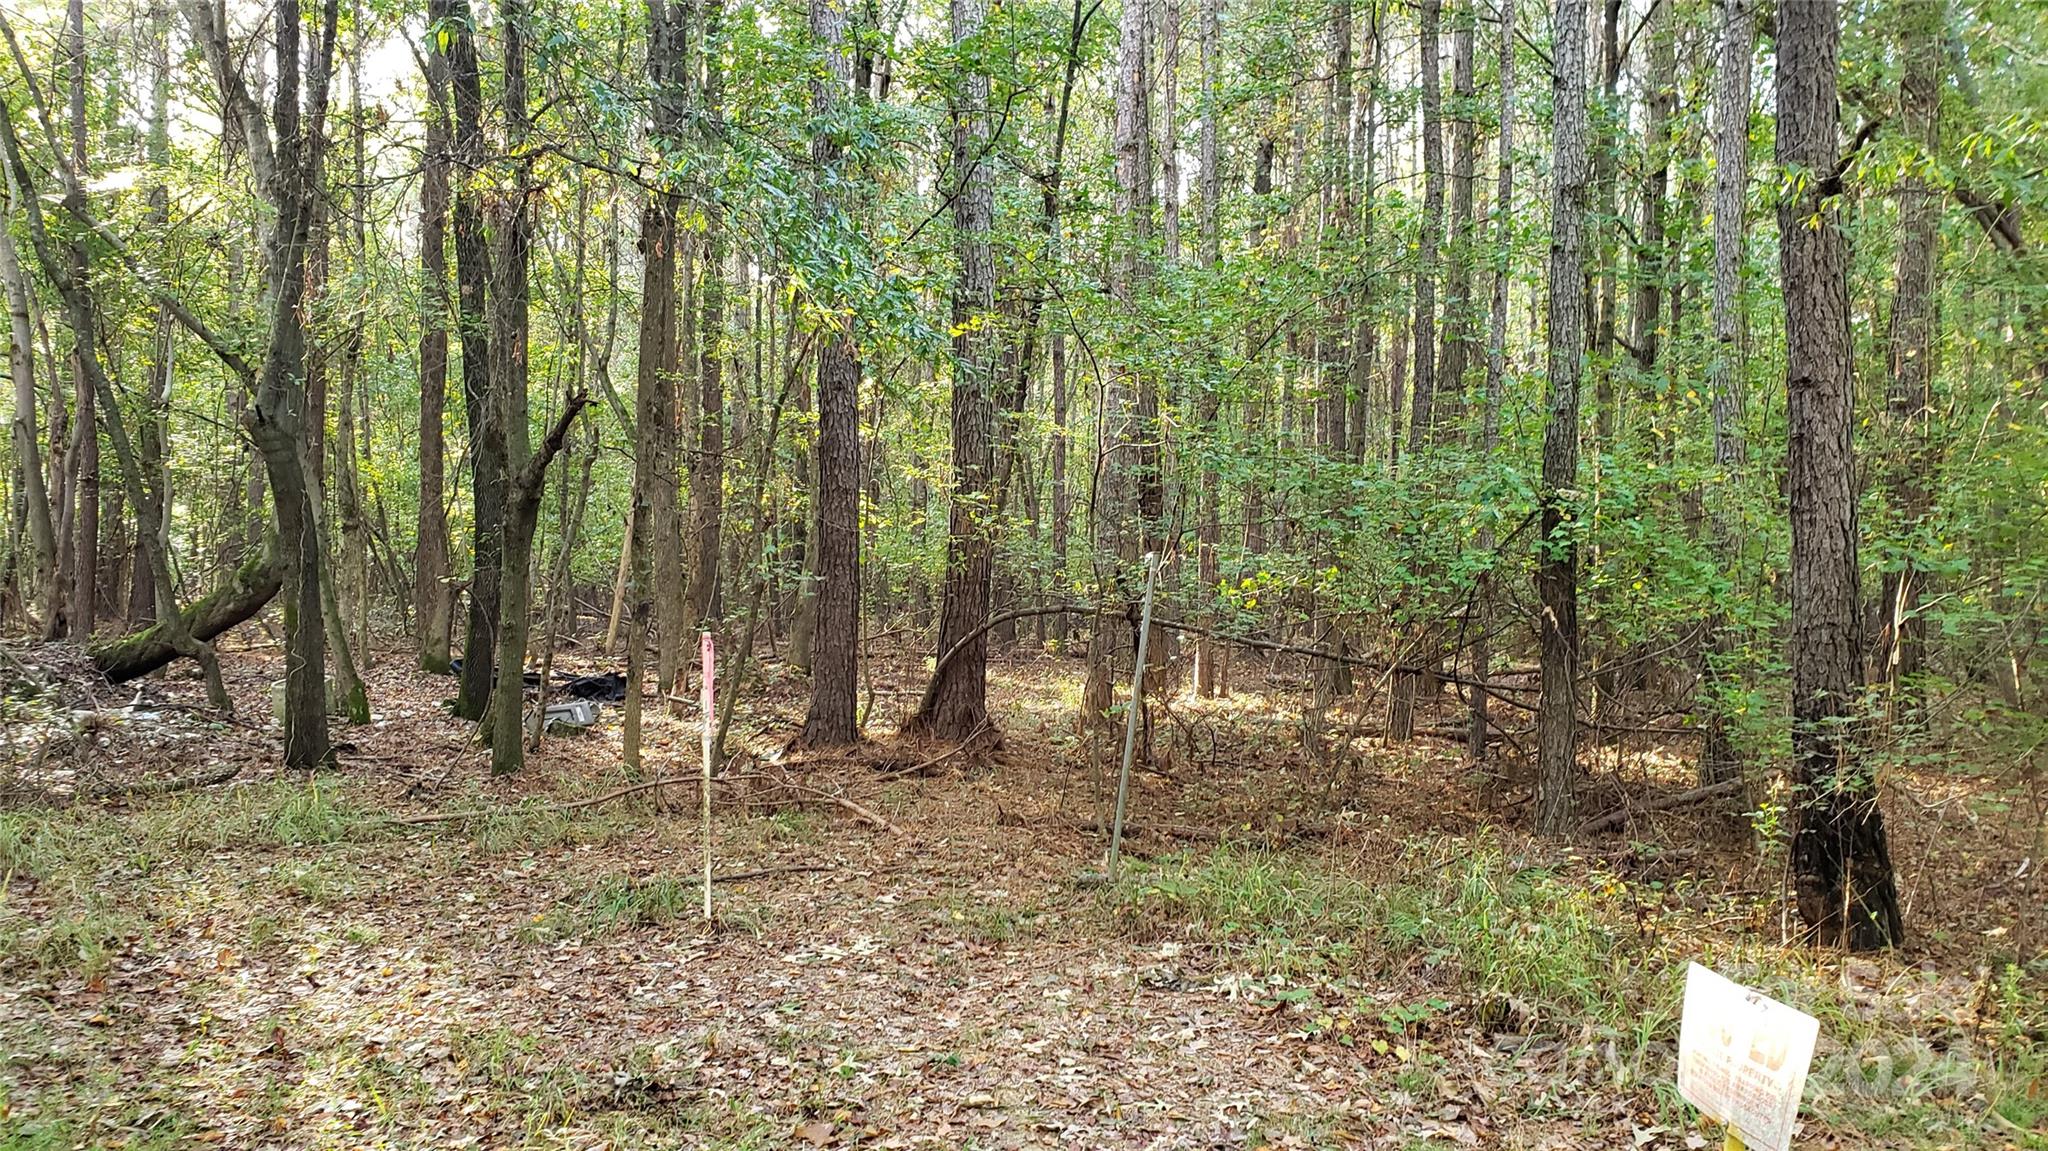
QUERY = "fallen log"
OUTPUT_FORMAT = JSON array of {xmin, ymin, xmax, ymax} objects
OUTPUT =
[
  {"xmin": 1577, "ymin": 778, "xmax": 1744, "ymax": 835},
  {"xmin": 90, "ymin": 546, "xmax": 283, "ymax": 683}
]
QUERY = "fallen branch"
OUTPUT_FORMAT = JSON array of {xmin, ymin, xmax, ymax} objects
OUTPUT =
[
  {"xmin": 708, "ymin": 864, "xmax": 834, "ymax": 884},
  {"xmin": 1577, "ymin": 779, "xmax": 1744, "ymax": 835},
  {"xmin": 387, "ymin": 774, "xmax": 731, "ymax": 826},
  {"xmin": 94, "ymin": 762, "xmax": 245, "ymax": 799},
  {"xmin": 924, "ymin": 603, "xmax": 1504, "ymax": 690},
  {"xmin": 771, "ymin": 782, "xmax": 903, "ymax": 834},
  {"xmin": 871, "ymin": 722, "xmax": 994, "ymax": 782},
  {"xmin": 389, "ymin": 770, "xmax": 904, "ymax": 836}
]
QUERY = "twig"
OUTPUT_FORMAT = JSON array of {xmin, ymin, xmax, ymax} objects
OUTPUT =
[
  {"xmin": 871, "ymin": 723, "xmax": 993, "ymax": 782},
  {"xmin": 773, "ymin": 782, "xmax": 903, "ymax": 834},
  {"xmin": 91, "ymin": 762, "xmax": 243, "ymax": 799},
  {"xmin": 709, "ymin": 864, "xmax": 834, "ymax": 884}
]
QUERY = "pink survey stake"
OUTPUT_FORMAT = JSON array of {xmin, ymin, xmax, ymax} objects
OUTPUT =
[{"xmin": 700, "ymin": 633, "xmax": 715, "ymax": 717}]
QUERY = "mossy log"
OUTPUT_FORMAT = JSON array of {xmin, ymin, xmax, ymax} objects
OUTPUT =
[{"xmin": 90, "ymin": 547, "xmax": 283, "ymax": 683}]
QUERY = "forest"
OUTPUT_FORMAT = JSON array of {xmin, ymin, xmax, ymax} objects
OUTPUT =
[{"xmin": 0, "ymin": 0, "xmax": 2044, "ymax": 1144}]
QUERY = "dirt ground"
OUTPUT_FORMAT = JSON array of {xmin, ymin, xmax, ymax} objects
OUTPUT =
[{"xmin": 1, "ymin": 632, "xmax": 2042, "ymax": 1150}]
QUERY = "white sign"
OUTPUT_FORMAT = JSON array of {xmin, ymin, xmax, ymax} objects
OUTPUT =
[{"xmin": 1677, "ymin": 963, "xmax": 1821, "ymax": 1151}]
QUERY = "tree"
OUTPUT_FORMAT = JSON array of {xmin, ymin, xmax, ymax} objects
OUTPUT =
[
  {"xmin": 416, "ymin": 35, "xmax": 455, "ymax": 673},
  {"xmin": 181, "ymin": 0, "xmax": 342, "ymax": 768},
  {"xmin": 1699, "ymin": 0, "xmax": 1753, "ymax": 789},
  {"xmin": 1776, "ymin": 0, "xmax": 1903, "ymax": 950},
  {"xmin": 1468, "ymin": 0, "xmax": 1513, "ymax": 761},
  {"xmin": 0, "ymin": 164, "xmax": 54, "ymax": 633},
  {"xmin": 1877, "ymin": 0, "xmax": 1943, "ymax": 720},
  {"xmin": 1536, "ymin": 0, "xmax": 1589, "ymax": 835},
  {"xmin": 439, "ymin": 0, "xmax": 504, "ymax": 723},
  {"xmin": 1081, "ymin": 0, "xmax": 1153, "ymax": 769},
  {"xmin": 484, "ymin": 0, "xmax": 589, "ymax": 774},
  {"xmin": 624, "ymin": 0, "xmax": 689, "ymax": 768},
  {"xmin": 686, "ymin": 0, "xmax": 731, "ymax": 637},
  {"xmin": 798, "ymin": 0, "xmax": 863, "ymax": 747},
  {"xmin": 1406, "ymin": 0, "xmax": 1444, "ymax": 451},
  {"xmin": 1192, "ymin": 0, "xmax": 1223, "ymax": 697},
  {"xmin": 910, "ymin": 0, "xmax": 997, "ymax": 740}
]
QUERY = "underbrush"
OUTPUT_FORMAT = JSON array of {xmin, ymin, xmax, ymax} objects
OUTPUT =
[
  {"xmin": 522, "ymin": 872, "xmax": 770, "ymax": 941},
  {"xmin": 0, "ymin": 779, "xmax": 378, "ymax": 977},
  {"xmin": 1103, "ymin": 839, "xmax": 2048, "ymax": 1145}
]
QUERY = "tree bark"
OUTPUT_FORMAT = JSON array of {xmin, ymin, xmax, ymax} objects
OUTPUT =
[
  {"xmin": 92, "ymin": 543, "xmax": 282, "ymax": 682},
  {"xmin": 1877, "ymin": 0, "xmax": 1941, "ymax": 721},
  {"xmin": 0, "ymin": 175, "xmax": 55, "ymax": 632},
  {"xmin": 1776, "ymin": 0, "xmax": 1904, "ymax": 950},
  {"xmin": 1192, "ymin": 0, "xmax": 1221, "ymax": 697},
  {"xmin": 415, "ymin": 36, "xmax": 454, "ymax": 672},
  {"xmin": 1439, "ymin": 0, "xmax": 1476, "ymax": 433},
  {"xmin": 484, "ymin": 0, "xmax": 559, "ymax": 774},
  {"xmin": 626, "ymin": 0, "xmax": 689, "ymax": 764},
  {"xmin": 910, "ymin": 0, "xmax": 997, "ymax": 739},
  {"xmin": 1469, "ymin": 0, "xmax": 1512, "ymax": 762},
  {"xmin": 1537, "ymin": 0, "xmax": 1590, "ymax": 835},
  {"xmin": 440, "ymin": 0, "xmax": 503, "ymax": 722},
  {"xmin": 63, "ymin": 0, "xmax": 96, "ymax": 641},
  {"xmin": 686, "ymin": 0, "xmax": 730, "ymax": 635},
  {"xmin": 1406, "ymin": 0, "xmax": 1444, "ymax": 452},
  {"xmin": 798, "ymin": 0, "xmax": 862, "ymax": 747},
  {"xmin": 182, "ymin": 0, "xmax": 342, "ymax": 767},
  {"xmin": 1699, "ymin": 0, "xmax": 1753, "ymax": 789}
]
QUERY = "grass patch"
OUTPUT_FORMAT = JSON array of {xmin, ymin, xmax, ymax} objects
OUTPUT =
[
  {"xmin": 1104, "ymin": 841, "xmax": 2048, "ymax": 1146},
  {"xmin": 0, "ymin": 780, "xmax": 382, "ymax": 978},
  {"xmin": 937, "ymin": 890, "xmax": 1045, "ymax": 944},
  {"xmin": 124, "ymin": 778, "xmax": 382, "ymax": 850},
  {"xmin": 0, "ymin": 897, "xmax": 138, "ymax": 977},
  {"xmin": 522, "ymin": 873, "xmax": 707, "ymax": 941},
  {"xmin": 0, "ymin": 1106, "xmax": 199, "ymax": 1151},
  {"xmin": 461, "ymin": 797, "xmax": 643, "ymax": 856}
]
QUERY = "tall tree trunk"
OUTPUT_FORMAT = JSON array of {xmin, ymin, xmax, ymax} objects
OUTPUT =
[
  {"xmin": 798, "ymin": 0, "xmax": 862, "ymax": 746},
  {"xmin": 1878, "ymin": 0, "xmax": 1941, "ymax": 721},
  {"xmin": 1469, "ymin": 0, "xmax": 1512, "ymax": 762},
  {"xmin": 184, "ymin": 0, "xmax": 343, "ymax": 768},
  {"xmin": 626, "ymin": 0, "xmax": 689, "ymax": 764},
  {"xmin": 1698, "ymin": 0, "xmax": 1753, "ymax": 789},
  {"xmin": 1406, "ymin": 0, "xmax": 1444, "ymax": 451},
  {"xmin": 64, "ymin": 0, "xmax": 95, "ymax": 639},
  {"xmin": 910, "ymin": 0, "xmax": 996, "ymax": 739},
  {"xmin": 415, "ymin": 37, "xmax": 454, "ymax": 672},
  {"xmin": 1589, "ymin": 0, "xmax": 1620, "ymax": 446},
  {"xmin": 686, "ymin": 0, "xmax": 730, "ymax": 635},
  {"xmin": 1192, "ymin": 0, "xmax": 1221, "ymax": 697},
  {"xmin": 1439, "ymin": 0, "xmax": 1476, "ymax": 430},
  {"xmin": 0, "ymin": 176, "xmax": 55, "ymax": 631},
  {"xmin": 1777, "ymin": 0, "xmax": 1904, "ymax": 950},
  {"xmin": 1130, "ymin": 0, "xmax": 1166, "ymax": 685},
  {"xmin": 1051, "ymin": 329, "xmax": 1070, "ymax": 648},
  {"xmin": 487, "ymin": 0, "xmax": 538, "ymax": 763},
  {"xmin": 1629, "ymin": 5, "xmax": 1673, "ymax": 392},
  {"xmin": 1081, "ymin": 0, "xmax": 1153, "ymax": 779},
  {"xmin": 335, "ymin": 26, "xmax": 371, "ymax": 668},
  {"xmin": 1536, "ymin": 0, "xmax": 1590, "ymax": 835},
  {"xmin": 442, "ymin": 0, "xmax": 502, "ymax": 721},
  {"xmin": 1160, "ymin": 0, "xmax": 1181, "ymax": 268},
  {"xmin": 1350, "ymin": 9, "xmax": 1378, "ymax": 465},
  {"xmin": 130, "ymin": 0, "xmax": 175, "ymax": 631}
]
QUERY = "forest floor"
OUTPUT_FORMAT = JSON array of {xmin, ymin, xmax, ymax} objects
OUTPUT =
[{"xmin": 0, "ymin": 630, "xmax": 2043, "ymax": 1150}]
